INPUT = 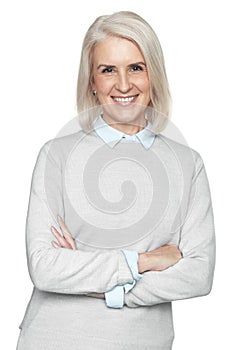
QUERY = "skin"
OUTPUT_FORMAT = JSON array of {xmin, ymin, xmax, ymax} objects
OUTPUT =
[
  {"xmin": 91, "ymin": 36, "xmax": 151, "ymax": 135},
  {"xmin": 51, "ymin": 36, "xmax": 182, "ymax": 299}
]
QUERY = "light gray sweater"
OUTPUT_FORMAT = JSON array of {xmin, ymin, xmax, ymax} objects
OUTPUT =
[{"xmin": 17, "ymin": 123, "xmax": 215, "ymax": 350}]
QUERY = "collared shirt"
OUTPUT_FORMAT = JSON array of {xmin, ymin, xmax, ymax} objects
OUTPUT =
[
  {"xmin": 93, "ymin": 114, "xmax": 156, "ymax": 150},
  {"xmin": 93, "ymin": 115, "xmax": 156, "ymax": 308}
]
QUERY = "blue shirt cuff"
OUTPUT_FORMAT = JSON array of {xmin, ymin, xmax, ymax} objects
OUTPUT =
[
  {"xmin": 123, "ymin": 280, "xmax": 136, "ymax": 294},
  {"xmin": 105, "ymin": 285, "xmax": 124, "ymax": 309},
  {"xmin": 104, "ymin": 250, "xmax": 143, "ymax": 308},
  {"xmin": 121, "ymin": 249, "xmax": 143, "ymax": 281}
]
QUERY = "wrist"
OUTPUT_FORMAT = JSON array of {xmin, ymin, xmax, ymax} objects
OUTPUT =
[
  {"xmin": 138, "ymin": 253, "xmax": 149, "ymax": 273},
  {"xmin": 86, "ymin": 292, "xmax": 105, "ymax": 299}
]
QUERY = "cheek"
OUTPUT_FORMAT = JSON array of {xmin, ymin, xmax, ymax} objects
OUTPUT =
[
  {"xmin": 94, "ymin": 76, "xmax": 113, "ymax": 93},
  {"xmin": 134, "ymin": 76, "xmax": 150, "ymax": 93},
  {"xmin": 143, "ymin": 81, "xmax": 150, "ymax": 93}
]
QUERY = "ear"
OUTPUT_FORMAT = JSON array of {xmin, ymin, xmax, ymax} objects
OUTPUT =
[
  {"xmin": 91, "ymin": 82, "xmax": 96, "ymax": 91},
  {"xmin": 90, "ymin": 73, "xmax": 96, "ymax": 91}
]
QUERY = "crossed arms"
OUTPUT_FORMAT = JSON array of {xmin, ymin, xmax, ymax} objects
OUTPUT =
[{"xmin": 25, "ymin": 141, "xmax": 215, "ymax": 308}]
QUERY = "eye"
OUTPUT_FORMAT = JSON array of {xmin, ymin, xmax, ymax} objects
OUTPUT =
[
  {"xmin": 130, "ymin": 65, "xmax": 144, "ymax": 72},
  {"xmin": 101, "ymin": 67, "xmax": 115, "ymax": 73}
]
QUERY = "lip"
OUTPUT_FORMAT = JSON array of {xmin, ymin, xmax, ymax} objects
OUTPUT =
[{"xmin": 111, "ymin": 94, "xmax": 139, "ymax": 106}]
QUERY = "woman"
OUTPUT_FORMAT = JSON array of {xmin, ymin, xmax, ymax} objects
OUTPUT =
[{"xmin": 17, "ymin": 11, "xmax": 215, "ymax": 350}]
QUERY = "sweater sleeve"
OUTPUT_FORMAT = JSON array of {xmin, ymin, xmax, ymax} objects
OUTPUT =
[
  {"xmin": 124, "ymin": 154, "xmax": 216, "ymax": 308},
  {"xmin": 105, "ymin": 250, "xmax": 143, "ymax": 308},
  {"xmin": 25, "ymin": 141, "xmax": 134, "ymax": 295}
]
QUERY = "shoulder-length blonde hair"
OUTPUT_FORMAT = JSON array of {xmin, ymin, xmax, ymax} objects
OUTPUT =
[{"xmin": 76, "ymin": 11, "xmax": 171, "ymax": 134}]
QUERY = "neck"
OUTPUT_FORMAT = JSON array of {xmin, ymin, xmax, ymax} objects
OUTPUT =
[{"xmin": 102, "ymin": 117, "xmax": 147, "ymax": 136}]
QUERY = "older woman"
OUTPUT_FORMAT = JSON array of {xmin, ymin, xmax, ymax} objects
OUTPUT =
[{"xmin": 16, "ymin": 11, "xmax": 215, "ymax": 350}]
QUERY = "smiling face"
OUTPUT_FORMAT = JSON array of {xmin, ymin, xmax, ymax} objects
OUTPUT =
[{"xmin": 91, "ymin": 36, "xmax": 151, "ymax": 132}]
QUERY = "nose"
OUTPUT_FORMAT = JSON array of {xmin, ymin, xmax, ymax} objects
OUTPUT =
[{"xmin": 115, "ymin": 70, "xmax": 132, "ymax": 93}]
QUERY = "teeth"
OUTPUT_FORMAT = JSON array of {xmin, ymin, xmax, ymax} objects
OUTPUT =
[{"xmin": 113, "ymin": 96, "xmax": 136, "ymax": 103}]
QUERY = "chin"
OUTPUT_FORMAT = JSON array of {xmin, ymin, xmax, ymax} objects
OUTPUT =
[{"xmin": 102, "ymin": 103, "xmax": 147, "ymax": 124}]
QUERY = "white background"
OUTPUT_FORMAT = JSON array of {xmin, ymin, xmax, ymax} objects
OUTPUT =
[{"xmin": 1, "ymin": 0, "xmax": 240, "ymax": 349}]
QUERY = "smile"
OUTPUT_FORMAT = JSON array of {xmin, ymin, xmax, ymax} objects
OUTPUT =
[{"xmin": 111, "ymin": 95, "xmax": 139, "ymax": 103}]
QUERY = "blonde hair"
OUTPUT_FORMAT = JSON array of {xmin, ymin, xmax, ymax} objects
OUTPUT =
[{"xmin": 76, "ymin": 11, "xmax": 171, "ymax": 134}]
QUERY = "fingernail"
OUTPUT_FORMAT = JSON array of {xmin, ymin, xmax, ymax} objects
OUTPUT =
[{"xmin": 52, "ymin": 241, "xmax": 59, "ymax": 248}]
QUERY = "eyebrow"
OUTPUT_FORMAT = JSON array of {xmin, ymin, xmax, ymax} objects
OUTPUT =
[{"xmin": 97, "ymin": 62, "xmax": 146, "ymax": 70}]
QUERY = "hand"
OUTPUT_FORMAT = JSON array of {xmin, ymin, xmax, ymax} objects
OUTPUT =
[
  {"xmin": 51, "ymin": 215, "xmax": 77, "ymax": 250},
  {"xmin": 138, "ymin": 244, "xmax": 182, "ymax": 273}
]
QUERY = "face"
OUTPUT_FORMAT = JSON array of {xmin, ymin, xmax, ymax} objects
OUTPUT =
[{"xmin": 91, "ymin": 36, "xmax": 151, "ymax": 129}]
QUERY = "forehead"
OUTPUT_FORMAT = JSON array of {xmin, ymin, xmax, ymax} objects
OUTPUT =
[{"xmin": 92, "ymin": 36, "xmax": 145, "ymax": 65}]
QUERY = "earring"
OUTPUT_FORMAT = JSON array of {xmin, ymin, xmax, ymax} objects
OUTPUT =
[{"xmin": 92, "ymin": 90, "xmax": 97, "ymax": 97}]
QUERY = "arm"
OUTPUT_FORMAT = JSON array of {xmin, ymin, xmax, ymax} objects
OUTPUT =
[
  {"xmin": 52, "ymin": 219, "xmax": 183, "ymax": 305},
  {"xmin": 25, "ymin": 141, "xmax": 134, "ymax": 294},
  {"xmin": 124, "ymin": 154, "xmax": 216, "ymax": 307}
]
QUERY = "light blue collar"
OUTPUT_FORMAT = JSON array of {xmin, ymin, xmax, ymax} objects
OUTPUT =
[{"xmin": 93, "ymin": 115, "xmax": 156, "ymax": 150}]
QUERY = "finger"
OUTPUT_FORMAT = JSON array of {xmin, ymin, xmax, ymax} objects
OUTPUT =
[
  {"xmin": 51, "ymin": 226, "xmax": 75, "ymax": 250},
  {"xmin": 52, "ymin": 241, "xmax": 61, "ymax": 249},
  {"xmin": 65, "ymin": 236, "xmax": 77, "ymax": 250},
  {"xmin": 57, "ymin": 216, "xmax": 77, "ymax": 250},
  {"xmin": 57, "ymin": 215, "xmax": 72, "ymax": 237},
  {"xmin": 60, "ymin": 232, "xmax": 76, "ymax": 250},
  {"xmin": 51, "ymin": 226, "xmax": 70, "ymax": 248}
]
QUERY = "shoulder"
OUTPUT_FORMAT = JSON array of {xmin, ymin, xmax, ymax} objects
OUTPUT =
[
  {"xmin": 156, "ymin": 133, "xmax": 202, "ymax": 160},
  {"xmin": 155, "ymin": 133, "xmax": 204, "ymax": 174},
  {"xmin": 36, "ymin": 128, "xmax": 102, "ymax": 167},
  {"xmin": 44, "ymin": 130, "xmax": 86, "ymax": 148},
  {"xmin": 39, "ymin": 130, "xmax": 88, "ymax": 156}
]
